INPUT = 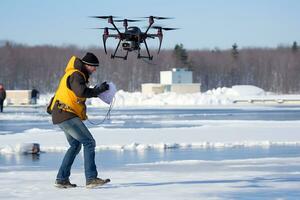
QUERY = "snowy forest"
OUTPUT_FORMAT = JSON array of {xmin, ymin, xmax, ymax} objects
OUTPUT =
[{"xmin": 0, "ymin": 41, "xmax": 299, "ymax": 94}]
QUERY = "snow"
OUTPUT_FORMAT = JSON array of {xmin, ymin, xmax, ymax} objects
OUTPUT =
[
  {"xmin": 1, "ymin": 85, "xmax": 300, "ymax": 199},
  {"xmin": 0, "ymin": 158, "xmax": 300, "ymax": 199},
  {"xmin": 90, "ymin": 85, "xmax": 256, "ymax": 107},
  {"xmin": 36, "ymin": 85, "xmax": 300, "ymax": 107},
  {"xmin": 231, "ymin": 85, "xmax": 266, "ymax": 96}
]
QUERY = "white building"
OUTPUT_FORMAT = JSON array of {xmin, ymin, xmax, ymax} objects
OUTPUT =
[
  {"xmin": 160, "ymin": 68, "xmax": 193, "ymax": 84},
  {"xmin": 5, "ymin": 90, "xmax": 32, "ymax": 105},
  {"xmin": 142, "ymin": 68, "xmax": 201, "ymax": 94}
]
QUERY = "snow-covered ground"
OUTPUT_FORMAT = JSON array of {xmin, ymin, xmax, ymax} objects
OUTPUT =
[
  {"xmin": 1, "ymin": 158, "xmax": 300, "ymax": 200},
  {"xmin": 1, "ymin": 85, "xmax": 300, "ymax": 199}
]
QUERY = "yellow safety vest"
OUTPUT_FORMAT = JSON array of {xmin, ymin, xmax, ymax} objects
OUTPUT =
[{"xmin": 50, "ymin": 56, "xmax": 88, "ymax": 120}]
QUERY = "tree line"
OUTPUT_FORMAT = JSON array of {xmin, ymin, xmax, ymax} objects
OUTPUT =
[{"xmin": 0, "ymin": 41, "xmax": 299, "ymax": 94}]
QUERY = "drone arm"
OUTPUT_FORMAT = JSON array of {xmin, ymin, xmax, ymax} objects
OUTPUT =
[
  {"xmin": 144, "ymin": 17, "xmax": 154, "ymax": 34},
  {"xmin": 102, "ymin": 33, "xmax": 121, "ymax": 54},
  {"xmin": 146, "ymin": 34, "xmax": 157, "ymax": 39},
  {"xmin": 102, "ymin": 35, "xmax": 108, "ymax": 54},
  {"xmin": 144, "ymin": 33, "xmax": 163, "ymax": 54},
  {"xmin": 143, "ymin": 39, "xmax": 152, "ymax": 59},
  {"xmin": 107, "ymin": 34, "xmax": 119, "ymax": 39},
  {"xmin": 144, "ymin": 24, "xmax": 153, "ymax": 34},
  {"xmin": 108, "ymin": 20, "xmax": 122, "ymax": 35},
  {"xmin": 157, "ymin": 34, "xmax": 163, "ymax": 54},
  {"xmin": 111, "ymin": 39, "xmax": 122, "ymax": 59}
]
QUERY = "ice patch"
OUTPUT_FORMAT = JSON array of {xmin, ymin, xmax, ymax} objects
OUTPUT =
[
  {"xmin": 0, "ymin": 113, "xmax": 48, "ymax": 121},
  {"xmin": 0, "ymin": 143, "xmax": 40, "ymax": 154},
  {"xmin": 23, "ymin": 128, "xmax": 53, "ymax": 134},
  {"xmin": 126, "ymin": 156, "xmax": 300, "ymax": 167}
]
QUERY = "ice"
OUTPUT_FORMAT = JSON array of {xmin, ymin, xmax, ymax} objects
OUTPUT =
[
  {"xmin": 1, "ymin": 120, "xmax": 300, "ymax": 154},
  {"xmin": 1, "ymin": 85, "xmax": 300, "ymax": 199},
  {"xmin": 0, "ymin": 157, "xmax": 300, "ymax": 199},
  {"xmin": 1, "ymin": 120, "xmax": 300, "ymax": 199}
]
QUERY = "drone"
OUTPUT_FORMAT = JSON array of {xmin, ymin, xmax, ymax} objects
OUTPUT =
[{"xmin": 90, "ymin": 15, "xmax": 177, "ymax": 60}]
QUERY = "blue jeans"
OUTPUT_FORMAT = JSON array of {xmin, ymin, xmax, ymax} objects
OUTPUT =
[{"xmin": 56, "ymin": 117, "xmax": 98, "ymax": 181}]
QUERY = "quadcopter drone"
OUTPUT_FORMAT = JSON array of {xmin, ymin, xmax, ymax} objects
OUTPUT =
[{"xmin": 90, "ymin": 15, "xmax": 177, "ymax": 60}]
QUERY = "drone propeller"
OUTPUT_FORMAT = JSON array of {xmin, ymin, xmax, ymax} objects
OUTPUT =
[
  {"xmin": 114, "ymin": 19, "xmax": 142, "ymax": 22},
  {"xmin": 151, "ymin": 26, "xmax": 178, "ymax": 31},
  {"xmin": 140, "ymin": 16, "xmax": 173, "ymax": 20},
  {"xmin": 89, "ymin": 15, "xmax": 119, "ymax": 19},
  {"xmin": 114, "ymin": 19, "xmax": 143, "ymax": 29},
  {"xmin": 89, "ymin": 27, "xmax": 119, "ymax": 30}
]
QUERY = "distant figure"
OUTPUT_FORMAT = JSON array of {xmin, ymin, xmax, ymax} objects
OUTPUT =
[
  {"xmin": 31, "ymin": 88, "xmax": 39, "ymax": 104},
  {"xmin": 0, "ymin": 84, "xmax": 6, "ymax": 112}
]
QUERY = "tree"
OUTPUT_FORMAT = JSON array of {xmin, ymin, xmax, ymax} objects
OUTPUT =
[
  {"xmin": 1, "ymin": 42, "xmax": 300, "ymax": 93},
  {"xmin": 292, "ymin": 41, "xmax": 298, "ymax": 53},
  {"xmin": 231, "ymin": 43, "xmax": 239, "ymax": 59},
  {"xmin": 173, "ymin": 43, "xmax": 188, "ymax": 67}
]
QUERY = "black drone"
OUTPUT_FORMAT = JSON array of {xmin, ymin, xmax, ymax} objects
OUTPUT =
[{"xmin": 90, "ymin": 15, "xmax": 177, "ymax": 60}]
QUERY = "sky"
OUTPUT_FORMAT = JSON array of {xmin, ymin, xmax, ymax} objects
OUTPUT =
[{"xmin": 0, "ymin": 0, "xmax": 299, "ymax": 50}]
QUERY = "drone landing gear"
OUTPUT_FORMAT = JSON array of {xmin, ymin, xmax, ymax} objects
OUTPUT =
[
  {"xmin": 111, "ymin": 40, "xmax": 129, "ymax": 60},
  {"xmin": 111, "ymin": 53, "xmax": 128, "ymax": 60},
  {"xmin": 137, "ymin": 54, "xmax": 153, "ymax": 60},
  {"xmin": 137, "ymin": 39, "xmax": 153, "ymax": 60}
]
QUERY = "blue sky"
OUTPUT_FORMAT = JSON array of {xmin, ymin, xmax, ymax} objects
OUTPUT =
[{"xmin": 0, "ymin": 0, "xmax": 299, "ymax": 50}]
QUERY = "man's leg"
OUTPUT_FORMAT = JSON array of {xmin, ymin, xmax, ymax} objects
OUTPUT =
[
  {"xmin": 56, "ymin": 129, "xmax": 82, "ymax": 181},
  {"xmin": 0, "ymin": 99, "xmax": 4, "ymax": 112},
  {"xmin": 31, "ymin": 97, "xmax": 37, "ymax": 104},
  {"xmin": 0, "ymin": 100, "xmax": 3, "ymax": 112},
  {"xmin": 58, "ymin": 117, "xmax": 98, "ymax": 181}
]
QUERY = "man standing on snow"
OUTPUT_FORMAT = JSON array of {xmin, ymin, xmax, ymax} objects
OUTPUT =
[
  {"xmin": 31, "ymin": 88, "xmax": 39, "ymax": 104},
  {"xmin": 0, "ymin": 84, "xmax": 6, "ymax": 113},
  {"xmin": 48, "ymin": 52, "xmax": 110, "ymax": 188}
]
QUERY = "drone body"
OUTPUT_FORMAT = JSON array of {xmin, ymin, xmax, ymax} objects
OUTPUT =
[{"xmin": 90, "ymin": 16, "xmax": 177, "ymax": 60}]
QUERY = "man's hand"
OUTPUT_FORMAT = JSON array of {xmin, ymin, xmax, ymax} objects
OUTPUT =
[{"xmin": 96, "ymin": 82, "xmax": 109, "ymax": 94}]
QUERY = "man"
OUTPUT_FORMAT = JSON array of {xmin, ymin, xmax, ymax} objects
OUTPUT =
[
  {"xmin": 48, "ymin": 52, "xmax": 110, "ymax": 188},
  {"xmin": 31, "ymin": 88, "xmax": 39, "ymax": 104},
  {"xmin": 0, "ymin": 84, "xmax": 6, "ymax": 113}
]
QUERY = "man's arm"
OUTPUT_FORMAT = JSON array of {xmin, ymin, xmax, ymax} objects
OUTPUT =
[{"xmin": 68, "ymin": 72, "xmax": 100, "ymax": 98}]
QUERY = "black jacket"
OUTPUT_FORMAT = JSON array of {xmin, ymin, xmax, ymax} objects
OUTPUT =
[{"xmin": 0, "ymin": 89, "xmax": 6, "ymax": 100}]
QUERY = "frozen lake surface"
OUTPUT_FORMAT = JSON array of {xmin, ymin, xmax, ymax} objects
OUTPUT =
[
  {"xmin": 1, "ymin": 145, "xmax": 300, "ymax": 172},
  {"xmin": 0, "ymin": 105, "xmax": 300, "ymax": 199},
  {"xmin": 1, "ymin": 105, "xmax": 300, "ymax": 133}
]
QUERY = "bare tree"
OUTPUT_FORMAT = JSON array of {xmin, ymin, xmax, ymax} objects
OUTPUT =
[{"xmin": 0, "ymin": 42, "xmax": 299, "ymax": 94}]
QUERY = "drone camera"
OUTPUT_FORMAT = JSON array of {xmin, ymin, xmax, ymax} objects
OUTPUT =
[
  {"xmin": 122, "ymin": 42, "xmax": 130, "ymax": 48},
  {"xmin": 122, "ymin": 41, "xmax": 139, "ymax": 51},
  {"xmin": 122, "ymin": 42, "xmax": 134, "ymax": 51}
]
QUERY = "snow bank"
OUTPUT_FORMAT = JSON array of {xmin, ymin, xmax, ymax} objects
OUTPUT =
[
  {"xmin": 38, "ymin": 85, "xmax": 277, "ymax": 107},
  {"xmin": 231, "ymin": 85, "xmax": 265, "ymax": 96}
]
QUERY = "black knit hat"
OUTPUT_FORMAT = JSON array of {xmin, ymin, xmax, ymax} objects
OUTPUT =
[{"xmin": 81, "ymin": 52, "xmax": 99, "ymax": 67}]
